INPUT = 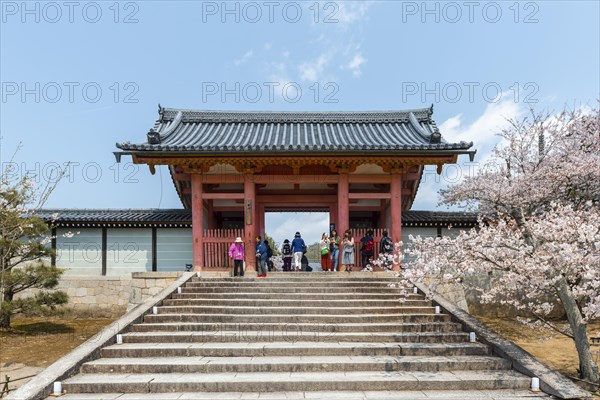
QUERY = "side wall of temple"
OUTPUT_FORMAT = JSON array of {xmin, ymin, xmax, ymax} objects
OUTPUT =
[{"xmin": 53, "ymin": 226, "xmax": 453, "ymax": 275}]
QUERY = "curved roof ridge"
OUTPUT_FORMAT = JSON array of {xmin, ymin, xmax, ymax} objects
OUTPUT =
[{"xmin": 158, "ymin": 107, "xmax": 434, "ymax": 123}]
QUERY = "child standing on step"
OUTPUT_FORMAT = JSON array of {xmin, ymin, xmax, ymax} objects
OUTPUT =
[{"xmin": 281, "ymin": 239, "xmax": 293, "ymax": 271}]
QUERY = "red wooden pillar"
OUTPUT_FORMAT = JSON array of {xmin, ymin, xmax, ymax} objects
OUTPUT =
[
  {"xmin": 379, "ymin": 200, "xmax": 387, "ymax": 229},
  {"xmin": 191, "ymin": 173, "xmax": 204, "ymax": 271},
  {"xmin": 244, "ymin": 173, "xmax": 256, "ymax": 271},
  {"xmin": 390, "ymin": 170, "xmax": 403, "ymax": 271},
  {"xmin": 207, "ymin": 200, "xmax": 214, "ymax": 229},
  {"xmin": 329, "ymin": 204, "xmax": 338, "ymax": 234},
  {"xmin": 337, "ymin": 171, "xmax": 349, "ymax": 236},
  {"xmin": 258, "ymin": 203, "xmax": 265, "ymax": 237}
]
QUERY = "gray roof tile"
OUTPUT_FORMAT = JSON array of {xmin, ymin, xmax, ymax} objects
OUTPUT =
[{"xmin": 116, "ymin": 107, "xmax": 473, "ymax": 154}]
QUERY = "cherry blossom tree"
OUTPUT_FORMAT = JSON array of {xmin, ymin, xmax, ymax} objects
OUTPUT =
[{"xmin": 394, "ymin": 106, "xmax": 600, "ymax": 383}]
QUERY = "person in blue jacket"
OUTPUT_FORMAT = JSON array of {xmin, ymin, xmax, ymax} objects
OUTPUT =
[
  {"xmin": 291, "ymin": 232, "xmax": 306, "ymax": 272},
  {"xmin": 255, "ymin": 235, "xmax": 268, "ymax": 278}
]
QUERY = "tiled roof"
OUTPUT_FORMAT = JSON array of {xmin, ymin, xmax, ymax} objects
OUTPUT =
[
  {"xmin": 402, "ymin": 210, "xmax": 478, "ymax": 227},
  {"xmin": 35, "ymin": 209, "xmax": 478, "ymax": 228},
  {"xmin": 116, "ymin": 106, "xmax": 473, "ymax": 154},
  {"xmin": 35, "ymin": 209, "xmax": 192, "ymax": 227}
]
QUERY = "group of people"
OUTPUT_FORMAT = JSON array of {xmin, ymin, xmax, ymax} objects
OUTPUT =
[
  {"xmin": 227, "ymin": 235, "xmax": 275, "ymax": 278},
  {"xmin": 280, "ymin": 232, "xmax": 309, "ymax": 272},
  {"xmin": 318, "ymin": 229, "xmax": 394, "ymax": 272},
  {"xmin": 228, "ymin": 229, "xmax": 395, "ymax": 277}
]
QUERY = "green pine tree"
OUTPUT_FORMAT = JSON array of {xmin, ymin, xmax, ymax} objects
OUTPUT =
[{"xmin": 1, "ymin": 164, "xmax": 69, "ymax": 329}]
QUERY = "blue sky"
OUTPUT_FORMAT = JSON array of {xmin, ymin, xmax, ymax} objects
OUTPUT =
[{"xmin": 1, "ymin": 1, "xmax": 599, "ymax": 246}]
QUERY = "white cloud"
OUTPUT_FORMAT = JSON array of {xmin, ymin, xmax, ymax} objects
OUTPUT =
[
  {"xmin": 334, "ymin": 2, "xmax": 372, "ymax": 26},
  {"xmin": 412, "ymin": 98, "xmax": 525, "ymax": 210},
  {"xmin": 266, "ymin": 61, "xmax": 289, "ymax": 84},
  {"xmin": 345, "ymin": 52, "xmax": 367, "ymax": 77},
  {"xmin": 298, "ymin": 53, "xmax": 331, "ymax": 81},
  {"xmin": 234, "ymin": 50, "xmax": 254, "ymax": 66},
  {"xmin": 439, "ymin": 94, "xmax": 523, "ymax": 163},
  {"xmin": 265, "ymin": 1, "xmax": 373, "ymax": 85}
]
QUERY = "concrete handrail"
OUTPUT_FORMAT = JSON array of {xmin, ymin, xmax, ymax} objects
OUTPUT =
[
  {"xmin": 414, "ymin": 283, "xmax": 592, "ymax": 400},
  {"xmin": 7, "ymin": 272, "xmax": 196, "ymax": 400}
]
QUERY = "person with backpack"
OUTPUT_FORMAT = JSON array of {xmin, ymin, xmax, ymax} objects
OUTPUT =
[
  {"xmin": 291, "ymin": 232, "xmax": 306, "ymax": 272},
  {"xmin": 360, "ymin": 229, "xmax": 375, "ymax": 271},
  {"xmin": 380, "ymin": 230, "xmax": 394, "ymax": 270},
  {"xmin": 319, "ymin": 232, "xmax": 331, "ymax": 271},
  {"xmin": 281, "ymin": 239, "xmax": 293, "ymax": 271}
]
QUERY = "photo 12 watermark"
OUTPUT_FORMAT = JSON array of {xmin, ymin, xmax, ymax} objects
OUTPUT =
[
  {"xmin": 399, "ymin": 1, "xmax": 540, "ymax": 24},
  {"xmin": 200, "ymin": 1, "xmax": 340, "ymax": 23},
  {"xmin": 1, "ymin": 161, "xmax": 141, "ymax": 185},
  {"xmin": 56, "ymin": 240, "xmax": 141, "ymax": 265},
  {"xmin": 201, "ymin": 81, "xmax": 340, "ymax": 104},
  {"xmin": 421, "ymin": 160, "xmax": 506, "ymax": 186},
  {"xmin": 401, "ymin": 81, "xmax": 539, "ymax": 104},
  {"xmin": 1, "ymin": 82, "xmax": 140, "ymax": 104},
  {"xmin": 1, "ymin": 1, "xmax": 140, "ymax": 23}
]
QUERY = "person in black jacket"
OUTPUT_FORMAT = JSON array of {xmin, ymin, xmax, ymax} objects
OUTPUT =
[
  {"xmin": 264, "ymin": 239, "xmax": 273, "ymax": 272},
  {"xmin": 360, "ymin": 229, "xmax": 375, "ymax": 270},
  {"xmin": 380, "ymin": 231, "xmax": 394, "ymax": 270}
]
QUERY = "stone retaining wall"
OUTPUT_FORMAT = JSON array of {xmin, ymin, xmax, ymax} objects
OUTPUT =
[{"xmin": 16, "ymin": 272, "xmax": 183, "ymax": 318}]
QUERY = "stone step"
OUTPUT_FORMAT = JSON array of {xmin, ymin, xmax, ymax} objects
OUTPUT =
[
  {"xmin": 129, "ymin": 321, "xmax": 461, "ymax": 334},
  {"xmin": 81, "ymin": 355, "xmax": 511, "ymax": 374},
  {"xmin": 180, "ymin": 286, "xmax": 405, "ymax": 293},
  {"xmin": 61, "ymin": 370, "xmax": 531, "ymax": 393},
  {"xmin": 185, "ymin": 281, "xmax": 403, "ymax": 288},
  {"xmin": 191, "ymin": 275, "xmax": 401, "ymax": 281},
  {"xmin": 171, "ymin": 292, "xmax": 423, "ymax": 300},
  {"xmin": 162, "ymin": 298, "xmax": 432, "ymax": 307},
  {"xmin": 46, "ymin": 389, "xmax": 552, "ymax": 400},
  {"xmin": 101, "ymin": 341, "xmax": 491, "ymax": 358},
  {"xmin": 142, "ymin": 313, "xmax": 451, "ymax": 324},
  {"xmin": 154, "ymin": 305, "xmax": 437, "ymax": 315},
  {"xmin": 122, "ymin": 330, "xmax": 468, "ymax": 343}
]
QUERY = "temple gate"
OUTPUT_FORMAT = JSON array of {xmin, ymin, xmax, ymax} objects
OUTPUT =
[{"xmin": 116, "ymin": 106, "xmax": 474, "ymax": 271}]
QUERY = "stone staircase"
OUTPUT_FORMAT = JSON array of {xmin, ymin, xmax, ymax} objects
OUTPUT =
[{"xmin": 52, "ymin": 273, "xmax": 549, "ymax": 399}]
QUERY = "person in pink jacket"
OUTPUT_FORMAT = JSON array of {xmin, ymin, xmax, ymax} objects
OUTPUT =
[{"xmin": 228, "ymin": 237, "xmax": 245, "ymax": 277}]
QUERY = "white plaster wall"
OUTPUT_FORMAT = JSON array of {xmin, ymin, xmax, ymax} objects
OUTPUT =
[
  {"xmin": 55, "ymin": 228, "xmax": 102, "ymax": 276},
  {"xmin": 156, "ymin": 228, "xmax": 193, "ymax": 272},
  {"xmin": 106, "ymin": 228, "xmax": 152, "ymax": 275}
]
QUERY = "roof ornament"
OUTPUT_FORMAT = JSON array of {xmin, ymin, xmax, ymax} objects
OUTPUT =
[
  {"xmin": 429, "ymin": 131, "xmax": 442, "ymax": 144},
  {"xmin": 147, "ymin": 129, "xmax": 161, "ymax": 144},
  {"xmin": 158, "ymin": 103, "xmax": 164, "ymax": 122}
]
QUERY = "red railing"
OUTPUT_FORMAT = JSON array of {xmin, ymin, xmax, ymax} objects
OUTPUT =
[
  {"xmin": 203, "ymin": 229, "xmax": 244, "ymax": 269},
  {"xmin": 349, "ymin": 228, "xmax": 386, "ymax": 270}
]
